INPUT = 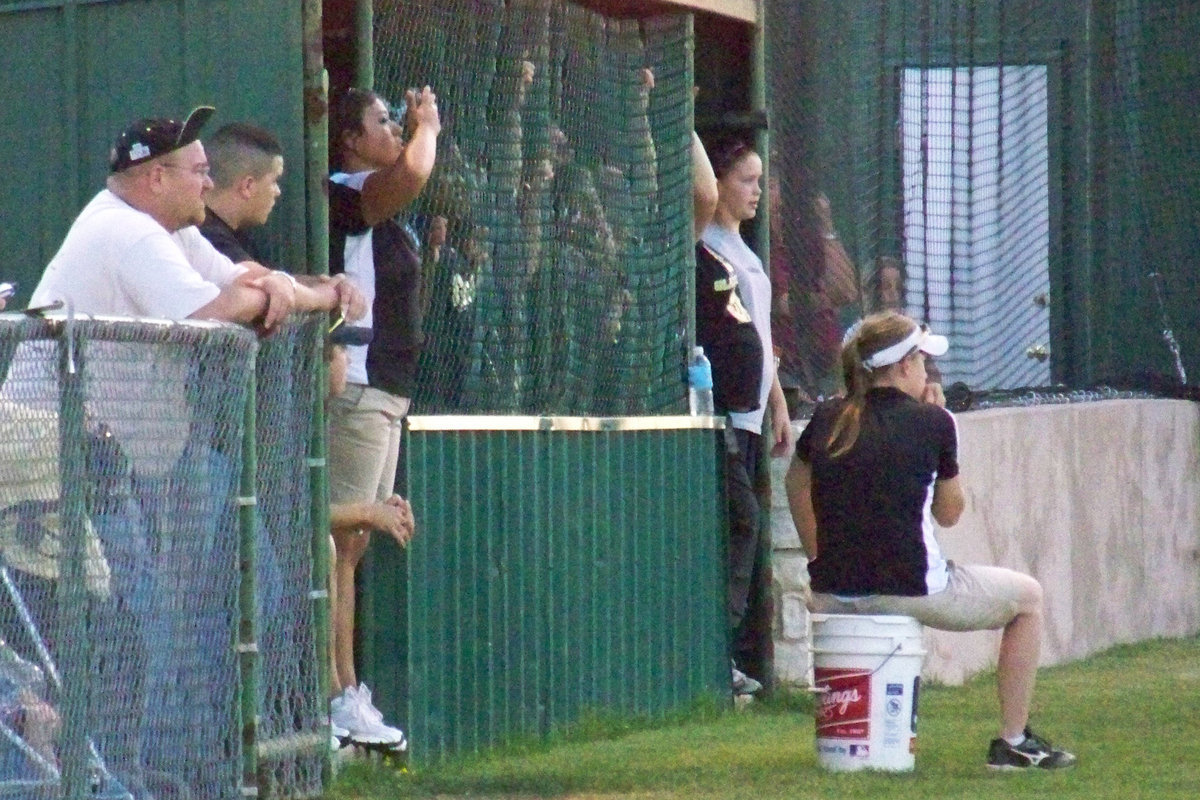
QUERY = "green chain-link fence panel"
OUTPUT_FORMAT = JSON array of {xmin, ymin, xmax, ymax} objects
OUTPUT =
[
  {"xmin": 1100, "ymin": 1, "xmax": 1200, "ymax": 391},
  {"xmin": 0, "ymin": 316, "xmax": 258, "ymax": 799},
  {"xmin": 253, "ymin": 315, "xmax": 327, "ymax": 798},
  {"xmin": 373, "ymin": 0, "xmax": 695, "ymax": 415},
  {"xmin": 766, "ymin": 0, "xmax": 1200, "ymax": 403}
]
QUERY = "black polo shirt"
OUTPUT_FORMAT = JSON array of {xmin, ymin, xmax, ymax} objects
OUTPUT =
[
  {"xmin": 796, "ymin": 387, "xmax": 959, "ymax": 596},
  {"xmin": 198, "ymin": 208, "xmax": 255, "ymax": 264}
]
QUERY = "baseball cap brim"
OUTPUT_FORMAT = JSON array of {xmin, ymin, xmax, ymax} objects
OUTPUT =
[
  {"xmin": 109, "ymin": 105, "xmax": 216, "ymax": 172},
  {"xmin": 177, "ymin": 105, "xmax": 215, "ymax": 149}
]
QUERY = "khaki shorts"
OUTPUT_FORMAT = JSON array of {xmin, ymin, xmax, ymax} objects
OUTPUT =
[
  {"xmin": 809, "ymin": 562, "xmax": 1035, "ymax": 631},
  {"xmin": 327, "ymin": 384, "xmax": 410, "ymax": 505}
]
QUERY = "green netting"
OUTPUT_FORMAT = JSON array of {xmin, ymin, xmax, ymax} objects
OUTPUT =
[
  {"xmin": 0, "ymin": 316, "xmax": 257, "ymax": 799},
  {"xmin": 765, "ymin": 0, "xmax": 1200, "ymax": 403},
  {"xmin": 373, "ymin": 0, "xmax": 695, "ymax": 415}
]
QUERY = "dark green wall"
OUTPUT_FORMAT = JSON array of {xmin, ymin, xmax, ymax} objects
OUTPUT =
[
  {"xmin": 0, "ymin": 0, "xmax": 309, "ymax": 309},
  {"xmin": 361, "ymin": 421, "xmax": 730, "ymax": 762}
]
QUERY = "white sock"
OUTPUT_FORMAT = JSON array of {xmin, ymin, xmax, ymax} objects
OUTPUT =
[{"xmin": 1004, "ymin": 734, "xmax": 1026, "ymax": 747}]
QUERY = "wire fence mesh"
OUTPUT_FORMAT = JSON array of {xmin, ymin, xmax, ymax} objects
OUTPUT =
[
  {"xmin": 373, "ymin": 0, "xmax": 695, "ymax": 416},
  {"xmin": 0, "ymin": 316, "xmax": 257, "ymax": 799},
  {"xmin": 0, "ymin": 315, "xmax": 327, "ymax": 799},
  {"xmin": 765, "ymin": 0, "xmax": 1200, "ymax": 407},
  {"xmin": 253, "ymin": 316, "xmax": 327, "ymax": 798}
]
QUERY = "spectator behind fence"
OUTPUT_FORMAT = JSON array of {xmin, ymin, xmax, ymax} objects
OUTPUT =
[
  {"xmin": 325, "ymin": 85, "xmax": 440, "ymax": 751},
  {"xmin": 199, "ymin": 122, "xmax": 365, "ymax": 323},
  {"xmin": 24, "ymin": 107, "xmax": 361, "ymax": 796},
  {"xmin": 868, "ymin": 255, "xmax": 905, "ymax": 314},
  {"xmin": 774, "ymin": 188, "xmax": 861, "ymax": 401},
  {"xmin": 31, "ymin": 107, "xmax": 340, "ymax": 330},
  {"xmin": 417, "ymin": 215, "xmax": 481, "ymax": 410},
  {"xmin": 785, "ymin": 311, "xmax": 1076, "ymax": 770},
  {"xmin": 695, "ymin": 134, "xmax": 794, "ymax": 695}
]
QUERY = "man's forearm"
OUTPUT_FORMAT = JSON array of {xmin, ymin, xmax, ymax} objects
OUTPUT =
[
  {"xmin": 292, "ymin": 279, "xmax": 339, "ymax": 313},
  {"xmin": 188, "ymin": 283, "xmax": 268, "ymax": 325}
]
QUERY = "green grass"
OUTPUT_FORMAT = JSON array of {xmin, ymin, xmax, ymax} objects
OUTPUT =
[{"xmin": 322, "ymin": 636, "xmax": 1200, "ymax": 799}]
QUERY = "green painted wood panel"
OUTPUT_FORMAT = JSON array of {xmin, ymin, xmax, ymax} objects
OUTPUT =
[
  {"xmin": 360, "ymin": 418, "xmax": 730, "ymax": 763},
  {"xmin": 0, "ymin": 0, "xmax": 308, "ymax": 310}
]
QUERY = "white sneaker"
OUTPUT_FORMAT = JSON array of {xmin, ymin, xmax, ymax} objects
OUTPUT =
[
  {"xmin": 330, "ymin": 683, "xmax": 408, "ymax": 750},
  {"xmin": 329, "ymin": 714, "xmax": 350, "ymax": 750},
  {"xmin": 731, "ymin": 662, "xmax": 762, "ymax": 695}
]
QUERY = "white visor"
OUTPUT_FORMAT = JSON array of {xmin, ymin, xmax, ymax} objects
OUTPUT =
[{"xmin": 861, "ymin": 324, "xmax": 949, "ymax": 370}]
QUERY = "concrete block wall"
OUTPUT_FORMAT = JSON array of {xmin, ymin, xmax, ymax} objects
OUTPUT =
[{"xmin": 769, "ymin": 442, "xmax": 814, "ymax": 686}]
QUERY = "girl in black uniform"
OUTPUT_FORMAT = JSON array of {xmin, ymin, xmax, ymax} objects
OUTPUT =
[{"xmin": 787, "ymin": 311, "xmax": 1076, "ymax": 770}]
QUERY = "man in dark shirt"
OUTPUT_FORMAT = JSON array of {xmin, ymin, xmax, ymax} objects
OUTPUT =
[
  {"xmin": 199, "ymin": 123, "xmax": 284, "ymax": 264},
  {"xmin": 200, "ymin": 122, "xmax": 364, "ymax": 319}
]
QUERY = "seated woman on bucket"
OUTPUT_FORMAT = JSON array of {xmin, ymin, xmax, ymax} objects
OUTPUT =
[{"xmin": 784, "ymin": 310, "xmax": 1076, "ymax": 770}]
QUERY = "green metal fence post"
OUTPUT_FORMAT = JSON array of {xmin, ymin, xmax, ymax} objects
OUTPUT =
[
  {"xmin": 238, "ymin": 375, "xmax": 260, "ymax": 796},
  {"xmin": 57, "ymin": 323, "xmax": 89, "ymax": 799},
  {"xmin": 355, "ymin": 0, "xmax": 374, "ymax": 91},
  {"xmin": 307, "ymin": 342, "xmax": 334, "ymax": 783},
  {"xmin": 751, "ymin": 2, "xmax": 769, "ymax": 265},
  {"xmin": 304, "ymin": 0, "xmax": 330, "ymax": 279},
  {"xmin": 750, "ymin": 3, "xmax": 777, "ymax": 689},
  {"xmin": 686, "ymin": 11, "xmax": 697, "ymax": 355},
  {"xmin": 302, "ymin": 0, "xmax": 334, "ymax": 782}
]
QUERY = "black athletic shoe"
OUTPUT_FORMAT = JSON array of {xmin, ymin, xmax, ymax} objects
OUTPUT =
[{"xmin": 987, "ymin": 727, "xmax": 1077, "ymax": 770}]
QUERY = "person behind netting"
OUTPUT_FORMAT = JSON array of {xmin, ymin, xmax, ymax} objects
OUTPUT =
[
  {"xmin": 325, "ymin": 84, "xmax": 440, "ymax": 750},
  {"xmin": 545, "ymin": 127, "xmax": 623, "ymax": 413},
  {"xmin": 417, "ymin": 215, "xmax": 481, "ymax": 411},
  {"xmin": 867, "ymin": 255, "xmax": 905, "ymax": 313},
  {"xmin": 0, "ymin": 638, "xmax": 59, "ymax": 780},
  {"xmin": 695, "ymin": 134, "xmax": 794, "ymax": 695},
  {"xmin": 785, "ymin": 311, "xmax": 1077, "ymax": 770},
  {"xmin": 777, "ymin": 188, "xmax": 861, "ymax": 401}
]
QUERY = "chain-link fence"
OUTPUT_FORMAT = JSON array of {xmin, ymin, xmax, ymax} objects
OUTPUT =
[
  {"xmin": 373, "ymin": 0, "xmax": 695, "ymax": 416},
  {"xmin": 765, "ymin": 0, "xmax": 1200, "ymax": 406},
  {"xmin": 0, "ymin": 316, "xmax": 256, "ymax": 799},
  {"xmin": 0, "ymin": 314, "xmax": 327, "ymax": 799},
  {"xmin": 254, "ymin": 317, "xmax": 327, "ymax": 798}
]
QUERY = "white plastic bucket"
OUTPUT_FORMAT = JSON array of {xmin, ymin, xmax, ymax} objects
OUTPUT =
[{"xmin": 809, "ymin": 613, "xmax": 925, "ymax": 772}]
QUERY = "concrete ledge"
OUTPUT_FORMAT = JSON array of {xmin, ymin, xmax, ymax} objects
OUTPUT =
[{"xmin": 771, "ymin": 399, "xmax": 1200, "ymax": 686}]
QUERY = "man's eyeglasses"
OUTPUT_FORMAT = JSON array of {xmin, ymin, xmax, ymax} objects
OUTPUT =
[{"xmin": 160, "ymin": 163, "xmax": 211, "ymax": 178}]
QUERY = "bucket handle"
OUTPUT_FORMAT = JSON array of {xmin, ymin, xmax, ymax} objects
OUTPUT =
[{"xmin": 808, "ymin": 642, "xmax": 904, "ymax": 694}]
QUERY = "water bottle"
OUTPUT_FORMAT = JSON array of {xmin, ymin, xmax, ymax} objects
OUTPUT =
[{"xmin": 687, "ymin": 346, "xmax": 715, "ymax": 415}]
